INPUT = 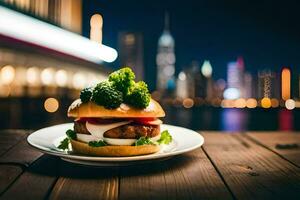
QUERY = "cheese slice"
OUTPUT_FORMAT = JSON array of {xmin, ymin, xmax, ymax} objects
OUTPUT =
[{"xmin": 86, "ymin": 121, "xmax": 132, "ymax": 139}]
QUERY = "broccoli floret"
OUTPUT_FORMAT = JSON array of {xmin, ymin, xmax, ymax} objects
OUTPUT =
[
  {"xmin": 80, "ymin": 87, "xmax": 93, "ymax": 103},
  {"xmin": 125, "ymin": 81, "xmax": 150, "ymax": 108},
  {"xmin": 108, "ymin": 67, "xmax": 135, "ymax": 95},
  {"xmin": 91, "ymin": 81, "xmax": 123, "ymax": 109}
]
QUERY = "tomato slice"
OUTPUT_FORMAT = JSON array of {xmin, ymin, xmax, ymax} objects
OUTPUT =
[
  {"xmin": 76, "ymin": 118, "xmax": 123, "ymax": 124},
  {"xmin": 76, "ymin": 117, "xmax": 162, "ymax": 125},
  {"xmin": 131, "ymin": 118, "xmax": 162, "ymax": 125}
]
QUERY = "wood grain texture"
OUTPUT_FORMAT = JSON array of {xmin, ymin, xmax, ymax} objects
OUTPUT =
[
  {"xmin": 119, "ymin": 148, "xmax": 233, "ymax": 200},
  {"xmin": 48, "ymin": 161, "xmax": 118, "ymax": 200},
  {"xmin": 0, "ymin": 130, "xmax": 28, "ymax": 156},
  {"xmin": 246, "ymin": 132, "xmax": 300, "ymax": 167},
  {"xmin": 0, "ymin": 139, "xmax": 42, "ymax": 166},
  {"xmin": 0, "ymin": 164, "xmax": 23, "ymax": 194},
  {"xmin": 0, "ymin": 155, "xmax": 59, "ymax": 200},
  {"xmin": 202, "ymin": 133, "xmax": 300, "ymax": 200}
]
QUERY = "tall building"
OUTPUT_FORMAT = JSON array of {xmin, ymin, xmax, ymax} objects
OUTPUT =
[
  {"xmin": 176, "ymin": 71, "xmax": 189, "ymax": 99},
  {"xmin": 258, "ymin": 70, "xmax": 277, "ymax": 99},
  {"xmin": 118, "ymin": 32, "xmax": 144, "ymax": 80},
  {"xmin": 176, "ymin": 61, "xmax": 208, "ymax": 99},
  {"xmin": 2, "ymin": 0, "xmax": 82, "ymax": 33},
  {"xmin": 244, "ymin": 72, "xmax": 253, "ymax": 98},
  {"xmin": 156, "ymin": 13, "xmax": 175, "ymax": 91},
  {"xmin": 0, "ymin": 2, "xmax": 117, "ymax": 128},
  {"xmin": 224, "ymin": 57, "xmax": 245, "ymax": 99},
  {"xmin": 200, "ymin": 60, "xmax": 213, "ymax": 99}
]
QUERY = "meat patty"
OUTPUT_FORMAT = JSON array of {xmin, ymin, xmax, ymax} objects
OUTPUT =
[
  {"xmin": 74, "ymin": 121, "xmax": 90, "ymax": 134},
  {"xmin": 104, "ymin": 124, "xmax": 160, "ymax": 139},
  {"xmin": 74, "ymin": 121, "xmax": 160, "ymax": 139}
]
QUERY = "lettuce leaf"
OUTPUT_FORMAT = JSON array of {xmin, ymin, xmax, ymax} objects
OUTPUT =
[
  {"xmin": 88, "ymin": 140, "xmax": 107, "ymax": 147},
  {"xmin": 135, "ymin": 137, "xmax": 154, "ymax": 146},
  {"xmin": 157, "ymin": 130, "xmax": 172, "ymax": 145}
]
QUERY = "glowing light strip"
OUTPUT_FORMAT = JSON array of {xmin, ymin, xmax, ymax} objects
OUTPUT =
[{"xmin": 0, "ymin": 6, "xmax": 118, "ymax": 63}]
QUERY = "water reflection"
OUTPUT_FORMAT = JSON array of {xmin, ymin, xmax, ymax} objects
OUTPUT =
[
  {"xmin": 1, "ymin": 99, "xmax": 300, "ymax": 131},
  {"xmin": 163, "ymin": 106, "xmax": 300, "ymax": 131},
  {"xmin": 279, "ymin": 109, "xmax": 293, "ymax": 131},
  {"xmin": 221, "ymin": 109, "xmax": 248, "ymax": 131}
]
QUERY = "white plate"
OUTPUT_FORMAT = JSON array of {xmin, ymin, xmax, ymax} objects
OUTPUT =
[{"xmin": 27, "ymin": 123, "xmax": 204, "ymax": 166}]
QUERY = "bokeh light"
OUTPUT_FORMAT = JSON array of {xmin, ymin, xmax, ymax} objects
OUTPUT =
[
  {"xmin": 90, "ymin": 14, "xmax": 103, "ymax": 44},
  {"xmin": 201, "ymin": 60, "xmax": 212, "ymax": 78},
  {"xmin": 41, "ymin": 68, "xmax": 54, "ymax": 85},
  {"xmin": 285, "ymin": 99, "xmax": 295, "ymax": 110},
  {"xmin": 44, "ymin": 97, "xmax": 59, "ymax": 113},
  {"xmin": 1, "ymin": 65, "xmax": 15, "ymax": 84},
  {"xmin": 246, "ymin": 98, "xmax": 257, "ymax": 108},
  {"xmin": 234, "ymin": 98, "xmax": 246, "ymax": 108},
  {"xmin": 27, "ymin": 67, "xmax": 39, "ymax": 85},
  {"xmin": 55, "ymin": 69, "xmax": 68, "ymax": 87},
  {"xmin": 261, "ymin": 97, "xmax": 271, "ymax": 108},
  {"xmin": 73, "ymin": 72, "xmax": 86, "ymax": 89},
  {"xmin": 183, "ymin": 98, "xmax": 194, "ymax": 108},
  {"xmin": 281, "ymin": 68, "xmax": 291, "ymax": 100},
  {"xmin": 223, "ymin": 88, "xmax": 240, "ymax": 100},
  {"xmin": 271, "ymin": 98, "xmax": 279, "ymax": 108},
  {"xmin": 221, "ymin": 99, "xmax": 235, "ymax": 108}
]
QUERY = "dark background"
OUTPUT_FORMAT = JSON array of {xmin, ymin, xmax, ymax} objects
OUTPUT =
[{"xmin": 83, "ymin": 0, "xmax": 300, "ymax": 90}]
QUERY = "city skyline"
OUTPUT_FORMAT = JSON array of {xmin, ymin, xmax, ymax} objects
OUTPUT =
[
  {"xmin": 1, "ymin": 1, "xmax": 300, "ymax": 132},
  {"xmin": 83, "ymin": 0, "xmax": 300, "ymax": 90}
]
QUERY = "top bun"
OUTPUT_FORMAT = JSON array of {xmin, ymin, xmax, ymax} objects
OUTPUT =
[{"xmin": 68, "ymin": 99, "xmax": 165, "ymax": 118}]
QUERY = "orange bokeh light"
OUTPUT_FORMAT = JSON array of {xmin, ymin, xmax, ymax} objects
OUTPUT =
[
  {"xmin": 182, "ymin": 98, "xmax": 194, "ymax": 108},
  {"xmin": 261, "ymin": 97, "xmax": 271, "ymax": 108},
  {"xmin": 246, "ymin": 98, "xmax": 257, "ymax": 108},
  {"xmin": 271, "ymin": 98, "xmax": 279, "ymax": 108},
  {"xmin": 234, "ymin": 98, "xmax": 246, "ymax": 108},
  {"xmin": 281, "ymin": 68, "xmax": 291, "ymax": 100}
]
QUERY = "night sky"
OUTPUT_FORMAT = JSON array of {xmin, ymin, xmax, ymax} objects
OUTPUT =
[{"xmin": 82, "ymin": 0, "xmax": 300, "ymax": 90}]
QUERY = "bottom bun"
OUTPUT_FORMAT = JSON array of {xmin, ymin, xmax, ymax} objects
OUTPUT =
[{"xmin": 70, "ymin": 139, "xmax": 160, "ymax": 157}]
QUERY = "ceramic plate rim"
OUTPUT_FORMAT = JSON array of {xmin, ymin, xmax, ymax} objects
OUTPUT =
[{"xmin": 27, "ymin": 123, "xmax": 204, "ymax": 162}]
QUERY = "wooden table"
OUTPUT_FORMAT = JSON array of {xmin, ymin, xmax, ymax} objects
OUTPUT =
[{"xmin": 0, "ymin": 130, "xmax": 300, "ymax": 200}]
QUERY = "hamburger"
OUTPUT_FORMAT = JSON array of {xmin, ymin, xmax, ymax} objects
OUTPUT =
[{"xmin": 58, "ymin": 67, "xmax": 172, "ymax": 157}]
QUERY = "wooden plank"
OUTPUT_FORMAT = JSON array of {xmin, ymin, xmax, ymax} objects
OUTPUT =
[
  {"xmin": 202, "ymin": 133, "xmax": 300, "ymax": 200},
  {"xmin": 0, "ymin": 139, "xmax": 43, "ymax": 166},
  {"xmin": 0, "ymin": 130, "xmax": 29, "ymax": 156},
  {"xmin": 246, "ymin": 132, "xmax": 300, "ymax": 167},
  {"xmin": 0, "ymin": 164, "xmax": 23, "ymax": 194},
  {"xmin": 119, "ymin": 148, "xmax": 233, "ymax": 200},
  {"xmin": 48, "ymin": 161, "xmax": 118, "ymax": 200},
  {"xmin": 0, "ymin": 155, "xmax": 59, "ymax": 200}
]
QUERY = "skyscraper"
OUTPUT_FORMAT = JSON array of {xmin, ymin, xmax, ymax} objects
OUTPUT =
[
  {"xmin": 244, "ymin": 72, "xmax": 253, "ymax": 98},
  {"xmin": 156, "ymin": 13, "xmax": 176, "ymax": 91},
  {"xmin": 258, "ymin": 70, "xmax": 276, "ymax": 99},
  {"xmin": 224, "ymin": 57, "xmax": 245, "ymax": 99},
  {"xmin": 118, "ymin": 32, "xmax": 144, "ymax": 80}
]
